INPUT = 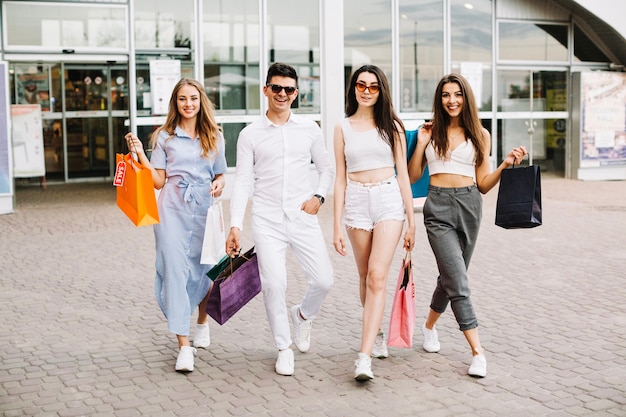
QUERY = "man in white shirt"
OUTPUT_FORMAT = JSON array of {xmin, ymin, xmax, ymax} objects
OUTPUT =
[{"xmin": 226, "ymin": 63, "xmax": 335, "ymax": 376}]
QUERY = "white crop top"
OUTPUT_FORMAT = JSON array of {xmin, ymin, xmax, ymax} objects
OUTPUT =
[
  {"xmin": 425, "ymin": 140, "xmax": 476, "ymax": 179},
  {"xmin": 341, "ymin": 118, "xmax": 395, "ymax": 173}
]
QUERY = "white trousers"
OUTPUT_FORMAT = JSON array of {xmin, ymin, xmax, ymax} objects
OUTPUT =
[{"xmin": 252, "ymin": 212, "xmax": 334, "ymax": 350}]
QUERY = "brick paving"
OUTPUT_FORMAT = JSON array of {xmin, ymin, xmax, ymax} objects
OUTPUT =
[{"xmin": 1, "ymin": 174, "xmax": 625, "ymax": 417}]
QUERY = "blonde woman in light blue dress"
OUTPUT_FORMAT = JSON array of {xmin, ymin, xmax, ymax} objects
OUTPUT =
[{"xmin": 125, "ymin": 78, "xmax": 227, "ymax": 373}]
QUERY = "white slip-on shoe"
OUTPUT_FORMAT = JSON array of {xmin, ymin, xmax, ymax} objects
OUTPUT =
[
  {"xmin": 193, "ymin": 323, "xmax": 211, "ymax": 348},
  {"xmin": 290, "ymin": 305, "xmax": 312, "ymax": 353},
  {"xmin": 421, "ymin": 322, "xmax": 441, "ymax": 353},
  {"xmin": 468, "ymin": 353, "xmax": 487, "ymax": 378},
  {"xmin": 175, "ymin": 346, "xmax": 197, "ymax": 372},
  {"xmin": 275, "ymin": 348, "xmax": 294, "ymax": 376},
  {"xmin": 371, "ymin": 331, "xmax": 389, "ymax": 359},
  {"xmin": 354, "ymin": 352, "xmax": 374, "ymax": 381}
]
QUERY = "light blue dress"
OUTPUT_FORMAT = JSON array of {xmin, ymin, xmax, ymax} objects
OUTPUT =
[{"xmin": 149, "ymin": 127, "xmax": 227, "ymax": 335}]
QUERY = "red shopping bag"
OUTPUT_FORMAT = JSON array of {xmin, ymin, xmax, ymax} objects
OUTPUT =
[
  {"xmin": 114, "ymin": 153, "xmax": 159, "ymax": 227},
  {"xmin": 387, "ymin": 251, "xmax": 415, "ymax": 348}
]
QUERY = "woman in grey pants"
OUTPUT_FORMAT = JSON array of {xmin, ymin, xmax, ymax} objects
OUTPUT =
[{"xmin": 408, "ymin": 73, "xmax": 527, "ymax": 377}]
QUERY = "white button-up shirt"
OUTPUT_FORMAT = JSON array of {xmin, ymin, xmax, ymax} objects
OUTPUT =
[{"xmin": 230, "ymin": 112, "xmax": 335, "ymax": 230}]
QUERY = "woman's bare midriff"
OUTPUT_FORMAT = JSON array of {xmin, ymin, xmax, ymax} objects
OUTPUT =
[
  {"xmin": 348, "ymin": 167, "xmax": 396, "ymax": 184},
  {"xmin": 428, "ymin": 173, "xmax": 475, "ymax": 188}
]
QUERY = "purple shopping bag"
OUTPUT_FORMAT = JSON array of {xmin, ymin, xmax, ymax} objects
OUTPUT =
[{"xmin": 205, "ymin": 247, "xmax": 262, "ymax": 325}]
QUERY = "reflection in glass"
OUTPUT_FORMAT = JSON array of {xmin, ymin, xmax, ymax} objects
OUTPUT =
[
  {"xmin": 344, "ymin": 0, "xmax": 392, "ymax": 75},
  {"xmin": 64, "ymin": 68, "xmax": 109, "ymax": 112},
  {"xmin": 50, "ymin": 64, "xmax": 62, "ymax": 114},
  {"xmin": 112, "ymin": 117, "xmax": 129, "ymax": 158},
  {"xmin": 268, "ymin": 0, "xmax": 319, "ymax": 65},
  {"xmin": 222, "ymin": 123, "xmax": 248, "ymax": 167},
  {"xmin": 497, "ymin": 70, "xmax": 566, "ymax": 112},
  {"xmin": 205, "ymin": 65, "xmax": 260, "ymax": 112},
  {"xmin": 111, "ymin": 69, "xmax": 129, "ymax": 112},
  {"xmin": 204, "ymin": 0, "xmax": 258, "ymax": 62},
  {"xmin": 293, "ymin": 65, "xmax": 320, "ymax": 113},
  {"xmin": 499, "ymin": 118, "xmax": 546, "ymax": 162},
  {"xmin": 203, "ymin": 0, "xmax": 260, "ymax": 114},
  {"xmin": 498, "ymin": 117, "xmax": 568, "ymax": 172},
  {"xmin": 134, "ymin": 0, "xmax": 194, "ymax": 49},
  {"xmin": 268, "ymin": 0, "xmax": 320, "ymax": 113},
  {"xmin": 399, "ymin": 0, "xmax": 443, "ymax": 112},
  {"xmin": 450, "ymin": 0, "xmax": 492, "ymax": 111},
  {"xmin": 4, "ymin": 2, "xmax": 126, "ymax": 50},
  {"xmin": 137, "ymin": 125, "xmax": 159, "ymax": 157},
  {"xmin": 499, "ymin": 22, "xmax": 568, "ymax": 62},
  {"xmin": 66, "ymin": 118, "xmax": 110, "ymax": 179},
  {"xmin": 42, "ymin": 119, "xmax": 64, "ymax": 179},
  {"xmin": 135, "ymin": 68, "xmax": 152, "ymax": 116},
  {"xmin": 12, "ymin": 64, "xmax": 51, "ymax": 111},
  {"xmin": 497, "ymin": 70, "xmax": 567, "ymax": 170},
  {"xmin": 134, "ymin": 60, "xmax": 194, "ymax": 116}
]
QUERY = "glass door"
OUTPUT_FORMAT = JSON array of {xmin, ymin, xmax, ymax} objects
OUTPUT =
[
  {"xmin": 63, "ymin": 64, "xmax": 128, "ymax": 180},
  {"xmin": 496, "ymin": 69, "xmax": 569, "ymax": 175}
]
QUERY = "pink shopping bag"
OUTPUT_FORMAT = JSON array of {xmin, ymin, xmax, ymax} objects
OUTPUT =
[{"xmin": 387, "ymin": 251, "xmax": 415, "ymax": 348}]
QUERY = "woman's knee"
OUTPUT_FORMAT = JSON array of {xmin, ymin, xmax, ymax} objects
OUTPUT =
[{"xmin": 365, "ymin": 271, "xmax": 388, "ymax": 293}]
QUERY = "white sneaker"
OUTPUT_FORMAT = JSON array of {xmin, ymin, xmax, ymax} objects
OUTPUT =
[
  {"xmin": 175, "ymin": 346, "xmax": 197, "ymax": 372},
  {"xmin": 275, "ymin": 348, "xmax": 294, "ymax": 376},
  {"xmin": 354, "ymin": 352, "xmax": 374, "ymax": 381},
  {"xmin": 468, "ymin": 353, "xmax": 487, "ymax": 377},
  {"xmin": 371, "ymin": 331, "xmax": 389, "ymax": 359},
  {"xmin": 290, "ymin": 305, "xmax": 312, "ymax": 353},
  {"xmin": 193, "ymin": 323, "xmax": 210, "ymax": 348},
  {"xmin": 421, "ymin": 322, "xmax": 441, "ymax": 353}
]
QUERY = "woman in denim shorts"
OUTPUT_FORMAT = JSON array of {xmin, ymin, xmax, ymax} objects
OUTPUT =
[
  {"xmin": 333, "ymin": 65, "xmax": 416, "ymax": 381},
  {"xmin": 408, "ymin": 73, "xmax": 527, "ymax": 377}
]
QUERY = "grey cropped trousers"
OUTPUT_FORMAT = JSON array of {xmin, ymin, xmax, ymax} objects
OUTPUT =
[{"xmin": 423, "ymin": 184, "xmax": 482, "ymax": 331}]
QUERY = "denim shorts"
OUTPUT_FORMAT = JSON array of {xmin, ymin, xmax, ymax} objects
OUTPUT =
[{"xmin": 344, "ymin": 176, "xmax": 405, "ymax": 231}]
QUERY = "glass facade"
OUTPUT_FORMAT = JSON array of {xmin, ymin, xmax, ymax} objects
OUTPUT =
[
  {"xmin": 135, "ymin": 0, "xmax": 195, "ymax": 50},
  {"xmin": 268, "ymin": 0, "xmax": 320, "ymax": 114},
  {"xmin": 450, "ymin": 0, "xmax": 492, "ymax": 111},
  {"xmin": 3, "ymin": 1, "xmax": 127, "ymax": 51},
  {"xmin": 0, "ymin": 0, "xmax": 619, "ymax": 183},
  {"xmin": 203, "ymin": 0, "xmax": 259, "ymax": 113},
  {"xmin": 497, "ymin": 70, "xmax": 568, "ymax": 167},
  {"xmin": 499, "ymin": 22, "xmax": 569, "ymax": 62},
  {"xmin": 399, "ymin": 0, "xmax": 444, "ymax": 113},
  {"xmin": 344, "ymin": 0, "xmax": 392, "ymax": 73}
]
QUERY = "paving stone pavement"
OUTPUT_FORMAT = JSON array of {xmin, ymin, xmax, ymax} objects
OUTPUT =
[{"xmin": 1, "ymin": 174, "xmax": 626, "ymax": 417}]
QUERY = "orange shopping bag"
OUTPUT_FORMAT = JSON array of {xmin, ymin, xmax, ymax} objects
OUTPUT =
[
  {"xmin": 387, "ymin": 251, "xmax": 415, "ymax": 348},
  {"xmin": 114, "ymin": 153, "xmax": 159, "ymax": 227}
]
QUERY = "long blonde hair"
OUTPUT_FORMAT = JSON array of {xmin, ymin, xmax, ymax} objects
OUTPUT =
[{"xmin": 150, "ymin": 78, "xmax": 221, "ymax": 157}]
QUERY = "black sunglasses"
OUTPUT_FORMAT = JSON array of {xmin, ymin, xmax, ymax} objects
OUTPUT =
[{"xmin": 266, "ymin": 83, "xmax": 297, "ymax": 95}]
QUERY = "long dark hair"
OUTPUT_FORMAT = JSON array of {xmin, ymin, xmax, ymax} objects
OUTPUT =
[
  {"xmin": 345, "ymin": 65, "xmax": 404, "ymax": 156},
  {"xmin": 431, "ymin": 73, "xmax": 486, "ymax": 165},
  {"xmin": 151, "ymin": 78, "xmax": 221, "ymax": 158}
]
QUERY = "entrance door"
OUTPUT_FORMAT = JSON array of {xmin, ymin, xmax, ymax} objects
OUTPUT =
[
  {"xmin": 9, "ymin": 62, "xmax": 128, "ymax": 182},
  {"xmin": 496, "ymin": 69, "xmax": 569, "ymax": 175},
  {"xmin": 63, "ymin": 64, "xmax": 129, "ymax": 180}
]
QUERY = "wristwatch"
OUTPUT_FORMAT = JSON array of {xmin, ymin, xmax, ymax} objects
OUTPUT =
[{"xmin": 314, "ymin": 194, "xmax": 325, "ymax": 205}]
